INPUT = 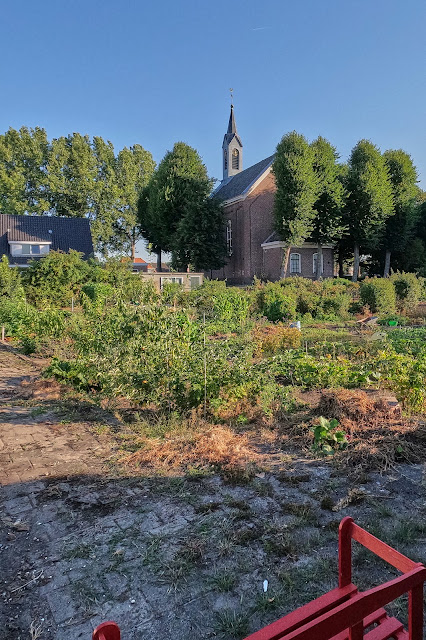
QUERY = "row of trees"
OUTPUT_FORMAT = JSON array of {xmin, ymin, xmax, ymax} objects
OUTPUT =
[
  {"xmin": 273, "ymin": 133, "xmax": 423, "ymax": 280},
  {"xmin": 0, "ymin": 127, "xmax": 155, "ymax": 258},
  {"xmin": 0, "ymin": 127, "xmax": 226, "ymax": 271}
]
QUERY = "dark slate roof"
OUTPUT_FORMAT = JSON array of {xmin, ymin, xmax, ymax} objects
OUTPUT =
[
  {"xmin": 213, "ymin": 155, "xmax": 275, "ymax": 202},
  {"xmin": 0, "ymin": 214, "xmax": 93, "ymax": 265},
  {"xmin": 262, "ymin": 231, "xmax": 281, "ymax": 244}
]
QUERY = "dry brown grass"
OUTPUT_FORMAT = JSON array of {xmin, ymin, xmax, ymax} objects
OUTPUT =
[{"xmin": 121, "ymin": 423, "xmax": 262, "ymax": 480}]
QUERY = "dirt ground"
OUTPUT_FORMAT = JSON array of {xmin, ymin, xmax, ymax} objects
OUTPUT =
[{"xmin": 0, "ymin": 345, "xmax": 425, "ymax": 640}]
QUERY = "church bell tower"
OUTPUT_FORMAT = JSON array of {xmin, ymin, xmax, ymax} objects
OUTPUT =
[{"xmin": 222, "ymin": 102, "xmax": 243, "ymax": 181}]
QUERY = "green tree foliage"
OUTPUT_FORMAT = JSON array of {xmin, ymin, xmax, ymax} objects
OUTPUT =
[
  {"xmin": 0, "ymin": 127, "xmax": 49, "ymax": 215},
  {"xmin": 360, "ymin": 278, "xmax": 396, "ymax": 314},
  {"xmin": 344, "ymin": 140, "xmax": 394, "ymax": 281},
  {"xmin": 272, "ymin": 132, "xmax": 318, "ymax": 276},
  {"xmin": 90, "ymin": 137, "xmax": 120, "ymax": 257},
  {"xmin": 310, "ymin": 137, "xmax": 346, "ymax": 279},
  {"xmin": 0, "ymin": 128, "xmax": 155, "ymax": 257},
  {"xmin": 0, "ymin": 255, "xmax": 25, "ymax": 300},
  {"xmin": 23, "ymin": 250, "xmax": 91, "ymax": 307},
  {"xmin": 113, "ymin": 145, "xmax": 155, "ymax": 260},
  {"xmin": 139, "ymin": 142, "xmax": 218, "ymax": 271},
  {"xmin": 171, "ymin": 184, "xmax": 227, "ymax": 271},
  {"xmin": 381, "ymin": 150, "xmax": 419, "ymax": 277},
  {"xmin": 48, "ymin": 133, "xmax": 97, "ymax": 218}
]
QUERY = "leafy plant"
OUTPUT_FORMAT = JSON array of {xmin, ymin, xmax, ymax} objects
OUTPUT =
[{"xmin": 310, "ymin": 416, "xmax": 348, "ymax": 455}]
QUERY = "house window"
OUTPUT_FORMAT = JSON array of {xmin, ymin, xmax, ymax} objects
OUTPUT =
[
  {"xmin": 290, "ymin": 253, "xmax": 301, "ymax": 274},
  {"xmin": 226, "ymin": 220, "xmax": 233, "ymax": 256},
  {"xmin": 190, "ymin": 276, "xmax": 201, "ymax": 290},
  {"xmin": 160, "ymin": 276, "xmax": 183, "ymax": 289},
  {"xmin": 232, "ymin": 148, "xmax": 239, "ymax": 170},
  {"xmin": 9, "ymin": 243, "xmax": 50, "ymax": 257},
  {"xmin": 313, "ymin": 253, "xmax": 324, "ymax": 274}
]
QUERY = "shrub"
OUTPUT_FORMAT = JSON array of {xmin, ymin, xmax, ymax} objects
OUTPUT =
[
  {"xmin": 257, "ymin": 282, "xmax": 297, "ymax": 322},
  {"xmin": 161, "ymin": 282, "xmax": 188, "ymax": 306},
  {"xmin": 318, "ymin": 293, "xmax": 351, "ymax": 319},
  {"xmin": 390, "ymin": 272, "xmax": 424, "ymax": 312},
  {"xmin": 252, "ymin": 324, "xmax": 301, "ymax": 355},
  {"xmin": 23, "ymin": 250, "xmax": 91, "ymax": 308},
  {"xmin": 0, "ymin": 256, "xmax": 25, "ymax": 301},
  {"xmin": 192, "ymin": 281, "xmax": 251, "ymax": 332},
  {"xmin": 81, "ymin": 282, "xmax": 115, "ymax": 309},
  {"xmin": 360, "ymin": 278, "xmax": 396, "ymax": 314}
]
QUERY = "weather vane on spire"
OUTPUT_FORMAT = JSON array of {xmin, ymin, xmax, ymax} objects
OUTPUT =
[{"xmin": 230, "ymin": 88, "xmax": 234, "ymax": 106}]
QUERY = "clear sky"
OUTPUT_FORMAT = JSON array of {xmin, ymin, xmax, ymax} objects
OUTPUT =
[{"xmin": 1, "ymin": 0, "xmax": 425, "ymax": 258}]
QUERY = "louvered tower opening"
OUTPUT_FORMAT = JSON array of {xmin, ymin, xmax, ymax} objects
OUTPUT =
[{"xmin": 232, "ymin": 148, "xmax": 239, "ymax": 170}]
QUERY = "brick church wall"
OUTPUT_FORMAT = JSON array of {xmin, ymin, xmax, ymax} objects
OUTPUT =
[{"xmin": 208, "ymin": 169, "xmax": 335, "ymax": 284}]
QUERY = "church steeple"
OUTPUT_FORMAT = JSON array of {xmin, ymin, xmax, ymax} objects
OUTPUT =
[{"xmin": 222, "ymin": 102, "xmax": 243, "ymax": 181}]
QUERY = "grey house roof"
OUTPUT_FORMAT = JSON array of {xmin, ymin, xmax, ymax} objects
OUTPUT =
[
  {"xmin": 213, "ymin": 155, "xmax": 274, "ymax": 202},
  {"xmin": 0, "ymin": 214, "xmax": 93, "ymax": 265}
]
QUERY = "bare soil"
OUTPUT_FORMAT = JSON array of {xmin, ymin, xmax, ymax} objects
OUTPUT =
[{"xmin": 0, "ymin": 346, "xmax": 425, "ymax": 640}]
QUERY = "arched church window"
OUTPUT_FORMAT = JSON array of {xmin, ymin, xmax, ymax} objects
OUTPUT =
[
  {"xmin": 290, "ymin": 253, "xmax": 301, "ymax": 274},
  {"xmin": 232, "ymin": 148, "xmax": 239, "ymax": 170}
]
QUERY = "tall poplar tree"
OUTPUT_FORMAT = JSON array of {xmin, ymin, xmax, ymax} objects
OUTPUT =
[
  {"xmin": 310, "ymin": 137, "xmax": 346, "ymax": 279},
  {"xmin": 344, "ymin": 140, "xmax": 394, "ymax": 281},
  {"xmin": 48, "ymin": 133, "xmax": 97, "ymax": 218},
  {"xmin": 272, "ymin": 132, "xmax": 318, "ymax": 277},
  {"xmin": 171, "ymin": 185, "xmax": 226, "ymax": 271},
  {"xmin": 91, "ymin": 137, "xmax": 120, "ymax": 257},
  {"xmin": 0, "ymin": 127, "xmax": 49, "ymax": 215},
  {"xmin": 138, "ymin": 142, "xmax": 211, "ymax": 271},
  {"xmin": 381, "ymin": 149, "xmax": 419, "ymax": 277},
  {"xmin": 113, "ymin": 145, "xmax": 155, "ymax": 260}
]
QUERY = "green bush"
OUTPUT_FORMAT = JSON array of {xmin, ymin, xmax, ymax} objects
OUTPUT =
[
  {"xmin": 93, "ymin": 259, "xmax": 158, "ymax": 304},
  {"xmin": 390, "ymin": 272, "xmax": 424, "ymax": 312},
  {"xmin": 256, "ymin": 282, "xmax": 297, "ymax": 322},
  {"xmin": 318, "ymin": 292, "xmax": 351, "ymax": 319},
  {"xmin": 23, "ymin": 250, "xmax": 91, "ymax": 308},
  {"xmin": 81, "ymin": 282, "xmax": 115, "ymax": 310},
  {"xmin": 0, "ymin": 256, "xmax": 25, "ymax": 301},
  {"xmin": 360, "ymin": 278, "xmax": 396, "ymax": 314},
  {"xmin": 192, "ymin": 281, "xmax": 252, "ymax": 332}
]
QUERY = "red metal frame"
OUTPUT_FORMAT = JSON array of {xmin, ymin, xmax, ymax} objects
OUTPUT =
[
  {"xmin": 91, "ymin": 518, "xmax": 426, "ymax": 640},
  {"xmin": 92, "ymin": 622, "xmax": 120, "ymax": 640},
  {"xmin": 244, "ymin": 516, "xmax": 425, "ymax": 640}
]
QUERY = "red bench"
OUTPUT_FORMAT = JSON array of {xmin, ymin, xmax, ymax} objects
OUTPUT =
[{"xmin": 92, "ymin": 517, "xmax": 426, "ymax": 640}]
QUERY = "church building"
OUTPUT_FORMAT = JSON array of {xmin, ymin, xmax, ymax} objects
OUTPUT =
[{"xmin": 210, "ymin": 105, "xmax": 334, "ymax": 285}]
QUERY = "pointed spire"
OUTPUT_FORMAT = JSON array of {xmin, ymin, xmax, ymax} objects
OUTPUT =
[{"xmin": 227, "ymin": 104, "xmax": 237, "ymax": 135}]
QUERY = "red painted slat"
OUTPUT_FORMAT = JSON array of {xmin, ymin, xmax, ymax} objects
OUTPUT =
[
  {"xmin": 362, "ymin": 608, "xmax": 387, "ymax": 628},
  {"xmin": 243, "ymin": 585, "xmax": 357, "ymax": 640},
  {"xmin": 328, "ymin": 609, "xmax": 388, "ymax": 640},
  {"xmin": 350, "ymin": 524, "xmax": 419, "ymax": 573},
  {"xmin": 281, "ymin": 567, "xmax": 426, "ymax": 640},
  {"xmin": 363, "ymin": 616, "xmax": 403, "ymax": 640}
]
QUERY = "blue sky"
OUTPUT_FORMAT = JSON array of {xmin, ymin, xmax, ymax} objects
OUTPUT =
[{"xmin": 1, "ymin": 0, "xmax": 425, "ymax": 258}]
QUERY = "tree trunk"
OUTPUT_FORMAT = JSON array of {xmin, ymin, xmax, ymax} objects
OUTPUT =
[
  {"xmin": 131, "ymin": 242, "xmax": 136, "ymax": 262},
  {"xmin": 338, "ymin": 244, "xmax": 344, "ymax": 278},
  {"xmin": 383, "ymin": 250, "xmax": 391, "ymax": 278},
  {"xmin": 352, "ymin": 243, "xmax": 360, "ymax": 282},
  {"xmin": 156, "ymin": 249, "xmax": 162, "ymax": 272},
  {"xmin": 281, "ymin": 246, "xmax": 291, "ymax": 279},
  {"xmin": 315, "ymin": 242, "xmax": 323, "ymax": 281}
]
